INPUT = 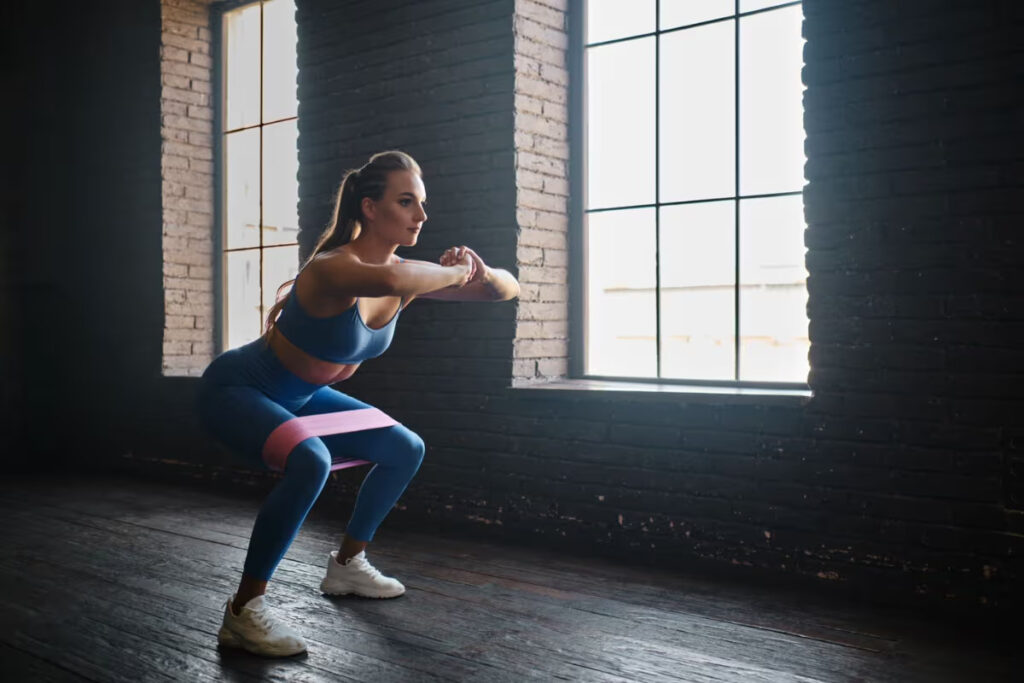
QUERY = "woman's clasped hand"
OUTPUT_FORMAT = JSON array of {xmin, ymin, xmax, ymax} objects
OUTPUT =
[{"xmin": 439, "ymin": 245, "xmax": 487, "ymax": 287}]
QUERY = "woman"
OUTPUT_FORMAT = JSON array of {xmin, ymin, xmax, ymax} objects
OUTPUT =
[{"xmin": 198, "ymin": 150, "xmax": 520, "ymax": 657}]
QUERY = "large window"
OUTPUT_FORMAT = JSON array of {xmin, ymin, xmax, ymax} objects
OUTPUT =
[
  {"xmin": 582, "ymin": 0, "xmax": 808, "ymax": 385},
  {"xmin": 219, "ymin": 0, "xmax": 299, "ymax": 350}
]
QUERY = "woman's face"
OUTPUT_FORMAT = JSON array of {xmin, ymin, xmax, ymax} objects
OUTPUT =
[{"xmin": 364, "ymin": 170, "xmax": 428, "ymax": 246}]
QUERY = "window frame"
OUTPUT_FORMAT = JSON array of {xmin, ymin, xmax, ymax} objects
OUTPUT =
[
  {"xmin": 212, "ymin": 0, "xmax": 300, "ymax": 354},
  {"xmin": 569, "ymin": 0, "xmax": 809, "ymax": 391}
]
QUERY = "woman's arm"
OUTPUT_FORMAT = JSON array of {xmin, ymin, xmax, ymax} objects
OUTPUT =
[
  {"xmin": 471, "ymin": 266, "xmax": 520, "ymax": 301},
  {"xmin": 311, "ymin": 250, "xmax": 473, "ymax": 299},
  {"xmin": 408, "ymin": 248, "xmax": 520, "ymax": 302}
]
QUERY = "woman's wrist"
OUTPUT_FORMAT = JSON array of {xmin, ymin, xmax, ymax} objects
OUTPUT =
[{"xmin": 451, "ymin": 262, "xmax": 471, "ymax": 285}]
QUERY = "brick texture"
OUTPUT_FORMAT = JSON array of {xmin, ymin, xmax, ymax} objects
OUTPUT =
[
  {"xmin": 513, "ymin": 0, "xmax": 570, "ymax": 384},
  {"xmin": 160, "ymin": 0, "xmax": 215, "ymax": 377}
]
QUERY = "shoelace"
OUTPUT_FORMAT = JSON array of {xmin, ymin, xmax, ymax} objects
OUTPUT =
[
  {"xmin": 351, "ymin": 555, "xmax": 383, "ymax": 580},
  {"xmin": 248, "ymin": 608, "xmax": 275, "ymax": 634}
]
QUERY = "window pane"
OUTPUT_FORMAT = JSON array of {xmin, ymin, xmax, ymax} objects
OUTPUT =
[
  {"xmin": 739, "ymin": 195, "xmax": 808, "ymax": 382},
  {"xmin": 739, "ymin": 5, "xmax": 806, "ymax": 196},
  {"xmin": 262, "ymin": 0, "xmax": 298, "ymax": 122},
  {"xmin": 587, "ymin": 0, "xmax": 655, "ymax": 44},
  {"xmin": 262, "ymin": 244, "xmax": 300, "ymax": 319},
  {"xmin": 262, "ymin": 120, "xmax": 299, "ymax": 246},
  {"xmin": 660, "ymin": 0, "xmax": 734, "ymax": 30},
  {"xmin": 225, "ymin": 250, "xmax": 261, "ymax": 349},
  {"xmin": 741, "ymin": 0, "xmax": 794, "ymax": 13},
  {"xmin": 660, "ymin": 21, "xmax": 735, "ymax": 203},
  {"xmin": 223, "ymin": 3, "xmax": 261, "ymax": 131},
  {"xmin": 225, "ymin": 128, "xmax": 260, "ymax": 249},
  {"xmin": 660, "ymin": 201, "xmax": 736, "ymax": 380},
  {"xmin": 587, "ymin": 38, "xmax": 655, "ymax": 209},
  {"xmin": 585, "ymin": 208, "xmax": 657, "ymax": 378}
]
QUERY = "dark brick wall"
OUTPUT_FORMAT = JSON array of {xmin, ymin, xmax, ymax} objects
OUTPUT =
[
  {"xmin": 296, "ymin": 0, "xmax": 518, "ymax": 262},
  {"xmin": 796, "ymin": 0, "xmax": 1024, "ymax": 606}
]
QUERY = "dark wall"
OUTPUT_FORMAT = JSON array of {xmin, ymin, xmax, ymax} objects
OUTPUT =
[
  {"xmin": 6, "ymin": 0, "xmax": 1022, "ymax": 616},
  {"xmin": 801, "ymin": 0, "xmax": 1024, "ymax": 603},
  {"xmin": 3, "ymin": 1, "xmax": 164, "ymax": 466},
  {"xmin": 1, "ymin": 5, "xmax": 27, "ymax": 455}
]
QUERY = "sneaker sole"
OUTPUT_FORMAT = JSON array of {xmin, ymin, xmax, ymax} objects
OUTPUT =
[
  {"xmin": 319, "ymin": 581, "xmax": 405, "ymax": 599},
  {"xmin": 217, "ymin": 626, "xmax": 307, "ymax": 658}
]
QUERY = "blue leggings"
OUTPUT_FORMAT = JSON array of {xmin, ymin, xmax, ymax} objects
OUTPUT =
[{"xmin": 197, "ymin": 339, "xmax": 425, "ymax": 581}]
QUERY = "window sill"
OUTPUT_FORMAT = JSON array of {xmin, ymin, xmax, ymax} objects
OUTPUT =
[{"xmin": 508, "ymin": 378, "xmax": 812, "ymax": 406}]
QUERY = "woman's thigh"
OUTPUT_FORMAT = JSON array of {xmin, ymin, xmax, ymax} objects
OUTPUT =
[
  {"xmin": 297, "ymin": 387, "xmax": 423, "ymax": 465},
  {"xmin": 197, "ymin": 381, "xmax": 297, "ymax": 466}
]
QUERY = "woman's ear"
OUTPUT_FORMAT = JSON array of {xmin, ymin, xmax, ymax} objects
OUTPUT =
[{"xmin": 361, "ymin": 196, "xmax": 376, "ymax": 222}]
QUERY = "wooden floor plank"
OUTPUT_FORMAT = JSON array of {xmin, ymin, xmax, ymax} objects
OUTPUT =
[
  {"xmin": 0, "ymin": 641, "xmax": 96, "ymax": 683},
  {"xmin": 0, "ymin": 475, "xmax": 1015, "ymax": 683},
  {"xmin": 0, "ymin": 552, "xmax": 356, "ymax": 683}
]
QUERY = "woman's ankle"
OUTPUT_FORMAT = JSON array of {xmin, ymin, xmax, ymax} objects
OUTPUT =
[
  {"xmin": 338, "ymin": 535, "xmax": 369, "ymax": 562},
  {"xmin": 233, "ymin": 574, "xmax": 268, "ymax": 614},
  {"xmin": 231, "ymin": 597, "xmax": 250, "ymax": 615}
]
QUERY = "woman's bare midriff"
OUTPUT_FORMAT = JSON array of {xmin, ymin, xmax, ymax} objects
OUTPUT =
[{"xmin": 267, "ymin": 328, "xmax": 361, "ymax": 385}]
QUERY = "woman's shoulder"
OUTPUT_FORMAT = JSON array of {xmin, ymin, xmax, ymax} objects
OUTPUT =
[
  {"xmin": 310, "ymin": 246, "xmax": 403, "ymax": 268},
  {"xmin": 302, "ymin": 247, "xmax": 406, "ymax": 313},
  {"xmin": 304, "ymin": 247, "xmax": 358, "ymax": 286},
  {"xmin": 310, "ymin": 245, "xmax": 357, "ymax": 267}
]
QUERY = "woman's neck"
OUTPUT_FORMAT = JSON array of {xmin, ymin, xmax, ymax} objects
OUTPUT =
[{"xmin": 347, "ymin": 233, "xmax": 397, "ymax": 265}]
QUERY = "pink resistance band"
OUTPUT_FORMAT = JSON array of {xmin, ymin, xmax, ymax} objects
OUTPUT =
[{"xmin": 261, "ymin": 408, "xmax": 400, "ymax": 472}]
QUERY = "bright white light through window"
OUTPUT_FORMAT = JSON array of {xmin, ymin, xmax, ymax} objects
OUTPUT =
[
  {"xmin": 221, "ymin": 0, "xmax": 300, "ymax": 350},
  {"xmin": 584, "ymin": 1, "xmax": 808, "ymax": 384}
]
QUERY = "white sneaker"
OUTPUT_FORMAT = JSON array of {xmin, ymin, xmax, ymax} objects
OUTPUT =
[
  {"xmin": 320, "ymin": 550, "xmax": 406, "ymax": 598},
  {"xmin": 217, "ymin": 594, "xmax": 307, "ymax": 657}
]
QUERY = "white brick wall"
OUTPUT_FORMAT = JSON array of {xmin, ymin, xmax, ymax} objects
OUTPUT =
[
  {"xmin": 513, "ymin": 0, "xmax": 570, "ymax": 384},
  {"xmin": 161, "ymin": 0, "xmax": 215, "ymax": 376}
]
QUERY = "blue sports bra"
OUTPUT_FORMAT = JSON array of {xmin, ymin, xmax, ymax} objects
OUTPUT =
[{"xmin": 273, "ymin": 259, "xmax": 405, "ymax": 364}]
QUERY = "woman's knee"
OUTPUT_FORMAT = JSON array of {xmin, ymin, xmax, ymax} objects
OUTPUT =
[
  {"xmin": 285, "ymin": 438, "xmax": 332, "ymax": 484},
  {"xmin": 387, "ymin": 426, "xmax": 425, "ymax": 471}
]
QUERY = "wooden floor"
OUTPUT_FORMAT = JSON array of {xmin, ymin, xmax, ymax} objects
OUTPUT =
[{"xmin": 0, "ymin": 475, "xmax": 1014, "ymax": 682}]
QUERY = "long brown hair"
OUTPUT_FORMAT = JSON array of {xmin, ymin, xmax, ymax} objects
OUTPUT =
[{"xmin": 264, "ymin": 150, "xmax": 422, "ymax": 336}]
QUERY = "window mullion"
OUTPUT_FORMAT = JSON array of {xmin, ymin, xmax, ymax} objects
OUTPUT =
[
  {"xmin": 258, "ymin": 0, "xmax": 265, "ymax": 333},
  {"xmin": 733, "ymin": 1, "xmax": 741, "ymax": 382},
  {"xmin": 655, "ymin": 0, "xmax": 662, "ymax": 379}
]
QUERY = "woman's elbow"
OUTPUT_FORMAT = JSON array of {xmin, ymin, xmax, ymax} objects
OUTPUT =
[
  {"xmin": 381, "ymin": 269, "xmax": 405, "ymax": 298},
  {"xmin": 493, "ymin": 277, "xmax": 520, "ymax": 301}
]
